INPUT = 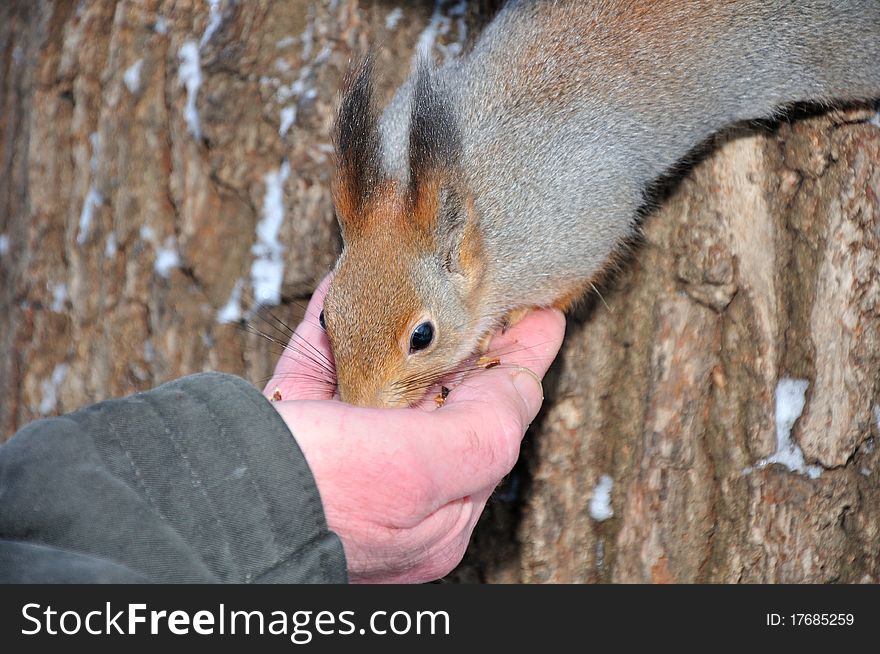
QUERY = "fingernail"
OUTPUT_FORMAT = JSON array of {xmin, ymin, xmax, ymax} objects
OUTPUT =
[{"xmin": 513, "ymin": 368, "xmax": 544, "ymax": 417}]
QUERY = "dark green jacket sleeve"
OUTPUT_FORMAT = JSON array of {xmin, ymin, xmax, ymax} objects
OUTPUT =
[{"xmin": 0, "ymin": 372, "xmax": 347, "ymax": 583}]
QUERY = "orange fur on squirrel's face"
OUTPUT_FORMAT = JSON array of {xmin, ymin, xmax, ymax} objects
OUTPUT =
[
  {"xmin": 325, "ymin": 179, "xmax": 484, "ymax": 408},
  {"xmin": 326, "ymin": 56, "xmax": 488, "ymax": 408}
]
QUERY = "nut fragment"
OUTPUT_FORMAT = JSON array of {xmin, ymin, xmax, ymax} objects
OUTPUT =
[
  {"xmin": 434, "ymin": 385, "xmax": 451, "ymax": 407},
  {"xmin": 478, "ymin": 356, "xmax": 501, "ymax": 369}
]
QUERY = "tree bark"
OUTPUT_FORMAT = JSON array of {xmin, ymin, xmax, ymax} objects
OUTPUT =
[{"xmin": 2, "ymin": 1, "xmax": 878, "ymax": 583}]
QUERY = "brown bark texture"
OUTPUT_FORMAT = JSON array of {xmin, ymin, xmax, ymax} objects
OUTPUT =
[{"xmin": 1, "ymin": 1, "xmax": 879, "ymax": 584}]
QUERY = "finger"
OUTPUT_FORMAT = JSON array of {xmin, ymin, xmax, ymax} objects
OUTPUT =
[
  {"xmin": 375, "ymin": 484, "xmax": 497, "ymax": 583},
  {"xmin": 479, "ymin": 307, "xmax": 566, "ymax": 371},
  {"xmin": 264, "ymin": 273, "xmax": 337, "ymax": 400},
  {"xmin": 446, "ymin": 307, "xmax": 564, "ymax": 413},
  {"xmin": 415, "ymin": 308, "xmax": 565, "ymax": 502},
  {"xmin": 276, "ymin": 396, "xmax": 509, "ymax": 529}
]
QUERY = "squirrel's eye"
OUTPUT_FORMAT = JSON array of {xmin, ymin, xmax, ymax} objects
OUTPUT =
[
  {"xmin": 319, "ymin": 310, "xmax": 326, "ymax": 330},
  {"xmin": 409, "ymin": 321, "xmax": 434, "ymax": 353}
]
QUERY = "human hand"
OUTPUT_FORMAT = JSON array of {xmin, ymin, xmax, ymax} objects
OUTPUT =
[{"xmin": 264, "ymin": 275, "xmax": 565, "ymax": 583}]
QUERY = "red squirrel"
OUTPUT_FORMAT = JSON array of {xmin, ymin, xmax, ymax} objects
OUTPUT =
[{"xmin": 321, "ymin": 1, "xmax": 880, "ymax": 407}]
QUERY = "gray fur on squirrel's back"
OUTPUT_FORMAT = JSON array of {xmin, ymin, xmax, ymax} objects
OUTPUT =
[{"xmin": 379, "ymin": 0, "xmax": 880, "ymax": 315}]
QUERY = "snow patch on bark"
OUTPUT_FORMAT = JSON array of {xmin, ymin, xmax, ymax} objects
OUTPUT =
[
  {"xmin": 251, "ymin": 161, "xmax": 290, "ymax": 305},
  {"xmin": 123, "ymin": 58, "xmax": 144, "ymax": 94},
  {"xmin": 750, "ymin": 378, "xmax": 823, "ymax": 479},
  {"xmin": 218, "ymin": 279, "xmax": 245, "ymax": 323},
  {"xmin": 39, "ymin": 364, "xmax": 69, "ymax": 416},
  {"xmin": 589, "ymin": 475, "xmax": 614, "ymax": 521}
]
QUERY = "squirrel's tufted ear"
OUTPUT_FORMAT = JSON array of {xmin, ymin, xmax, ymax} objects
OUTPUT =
[
  {"xmin": 407, "ymin": 59, "xmax": 470, "ymax": 260},
  {"xmin": 408, "ymin": 59, "xmax": 460, "ymax": 186},
  {"xmin": 332, "ymin": 56, "xmax": 383, "ymax": 231}
]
